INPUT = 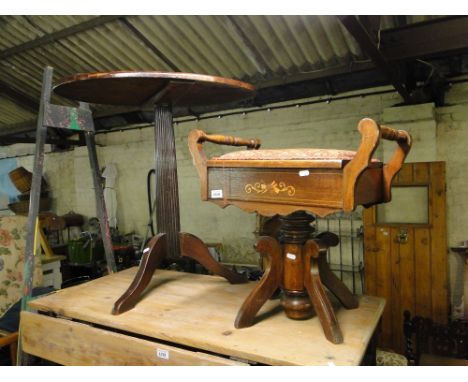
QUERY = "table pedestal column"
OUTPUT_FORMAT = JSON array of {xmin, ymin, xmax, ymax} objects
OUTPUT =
[{"xmin": 154, "ymin": 105, "xmax": 181, "ymax": 260}]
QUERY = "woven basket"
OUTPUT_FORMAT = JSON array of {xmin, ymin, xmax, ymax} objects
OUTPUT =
[
  {"xmin": 8, "ymin": 167, "xmax": 32, "ymax": 193},
  {"xmin": 8, "ymin": 167, "xmax": 48, "ymax": 194},
  {"xmin": 8, "ymin": 198, "xmax": 52, "ymax": 216}
]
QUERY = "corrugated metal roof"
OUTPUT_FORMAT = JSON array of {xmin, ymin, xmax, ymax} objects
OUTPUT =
[
  {"xmin": 0, "ymin": 95, "xmax": 36, "ymax": 124},
  {"xmin": 0, "ymin": 15, "xmax": 444, "ymax": 131}
]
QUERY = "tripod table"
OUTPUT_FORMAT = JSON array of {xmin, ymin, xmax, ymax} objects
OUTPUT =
[{"xmin": 54, "ymin": 71, "xmax": 256, "ymax": 314}]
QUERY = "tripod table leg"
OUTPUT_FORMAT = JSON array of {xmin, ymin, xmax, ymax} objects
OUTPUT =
[
  {"xmin": 112, "ymin": 233, "xmax": 167, "ymax": 314},
  {"xmin": 179, "ymin": 232, "xmax": 247, "ymax": 284}
]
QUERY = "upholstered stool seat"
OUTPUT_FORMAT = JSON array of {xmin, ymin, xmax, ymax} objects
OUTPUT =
[
  {"xmin": 214, "ymin": 148, "xmax": 381, "ymax": 163},
  {"xmin": 188, "ymin": 118, "xmax": 412, "ymax": 344}
]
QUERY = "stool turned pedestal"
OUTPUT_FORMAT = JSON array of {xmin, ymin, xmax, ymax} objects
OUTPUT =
[{"xmin": 188, "ymin": 118, "xmax": 412, "ymax": 343}]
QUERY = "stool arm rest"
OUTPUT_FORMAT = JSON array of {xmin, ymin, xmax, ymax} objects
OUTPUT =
[
  {"xmin": 188, "ymin": 129, "xmax": 261, "ymax": 200},
  {"xmin": 380, "ymin": 125, "xmax": 412, "ymax": 202},
  {"xmin": 343, "ymin": 118, "xmax": 412, "ymax": 211},
  {"xmin": 380, "ymin": 125, "xmax": 412, "ymax": 145},
  {"xmin": 196, "ymin": 131, "xmax": 261, "ymax": 149}
]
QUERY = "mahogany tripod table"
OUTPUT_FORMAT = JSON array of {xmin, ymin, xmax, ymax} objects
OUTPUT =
[
  {"xmin": 188, "ymin": 118, "xmax": 412, "ymax": 343},
  {"xmin": 54, "ymin": 71, "xmax": 256, "ymax": 314}
]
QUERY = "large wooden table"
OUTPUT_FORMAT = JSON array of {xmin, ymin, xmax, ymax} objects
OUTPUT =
[{"xmin": 20, "ymin": 268, "xmax": 385, "ymax": 366}]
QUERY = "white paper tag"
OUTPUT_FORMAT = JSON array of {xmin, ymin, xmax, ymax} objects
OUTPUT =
[
  {"xmin": 286, "ymin": 253, "xmax": 296, "ymax": 260},
  {"xmin": 298, "ymin": 170, "xmax": 310, "ymax": 177},
  {"xmin": 156, "ymin": 348, "xmax": 170, "ymax": 360},
  {"xmin": 210, "ymin": 189, "xmax": 223, "ymax": 199}
]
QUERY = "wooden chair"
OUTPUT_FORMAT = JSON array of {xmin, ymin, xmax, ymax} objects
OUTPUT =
[
  {"xmin": 0, "ymin": 331, "xmax": 18, "ymax": 366},
  {"xmin": 404, "ymin": 311, "xmax": 468, "ymax": 365},
  {"xmin": 188, "ymin": 118, "xmax": 411, "ymax": 343}
]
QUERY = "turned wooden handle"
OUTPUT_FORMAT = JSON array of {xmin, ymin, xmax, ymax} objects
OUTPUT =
[
  {"xmin": 188, "ymin": 129, "xmax": 261, "ymax": 201},
  {"xmin": 343, "ymin": 118, "xmax": 412, "ymax": 211},
  {"xmin": 380, "ymin": 125, "xmax": 412, "ymax": 144},
  {"xmin": 197, "ymin": 131, "xmax": 261, "ymax": 149}
]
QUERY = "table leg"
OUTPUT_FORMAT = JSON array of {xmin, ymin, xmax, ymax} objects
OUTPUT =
[
  {"xmin": 362, "ymin": 329, "xmax": 378, "ymax": 365},
  {"xmin": 179, "ymin": 232, "xmax": 247, "ymax": 284},
  {"xmin": 112, "ymin": 234, "xmax": 167, "ymax": 314}
]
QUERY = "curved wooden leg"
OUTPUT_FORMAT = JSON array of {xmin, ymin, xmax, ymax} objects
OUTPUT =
[
  {"xmin": 235, "ymin": 236, "xmax": 283, "ymax": 328},
  {"xmin": 112, "ymin": 233, "xmax": 167, "ymax": 315},
  {"xmin": 318, "ymin": 252, "xmax": 358, "ymax": 309},
  {"xmin": 304, "ymin": 240, "xmax": 343, "ymax": 344},
  {"xmin": 179, "ymin": 232, "xmax": 247, "ymax": 284}
]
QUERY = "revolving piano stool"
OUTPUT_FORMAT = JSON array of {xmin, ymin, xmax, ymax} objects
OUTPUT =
[{"xmin": 188, "ymin": 118, "xmax": 412, "ymax": 344}]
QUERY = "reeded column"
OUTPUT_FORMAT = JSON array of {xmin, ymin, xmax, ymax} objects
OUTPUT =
[{"xmin": 154, "ymin": 104, "xmax": 181, "ymax": 260}]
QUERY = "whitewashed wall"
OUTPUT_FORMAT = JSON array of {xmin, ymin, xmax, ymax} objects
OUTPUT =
[{"xmin": 3, "ymin": 81, "xmax": 468, "ymax": 312}]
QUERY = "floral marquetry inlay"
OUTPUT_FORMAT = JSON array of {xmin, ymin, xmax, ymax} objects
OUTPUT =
[{"xmin": 245, "ymin": 180, "xmax": 296, "ymax": 196}]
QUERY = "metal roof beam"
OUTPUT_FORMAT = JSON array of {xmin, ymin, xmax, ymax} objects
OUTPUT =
[
  {"xmin": 0, "ymin": 120, "xmax": 36, "ymax": 137},
  {"xmin": 0, "ymin": 80, "xmax": 39, "ymax": 112},
  {"xmin": 358, "ymin": 16, "xmax": 381, "ymax": 42},
  {"xmin": 256, "ymin": 61, "xmax": 374, "ymax": 89},
  {"xmin": 119, "ymin": 18, "xmax": 181, "ymax": 72},
  {"xmin": 380, "ymin": 16, "xmax": 468, "ymax": 61},
  {"xmin": 0, "ymin": 16, "xmax": 123, "ymax": 60},
  {"xmin": 338, "ymin": 15, "xmax": 411, "ymax": 102},
  {"xmin": 223, "ymin": 16, "xmax": 269, "ymax": 76}
]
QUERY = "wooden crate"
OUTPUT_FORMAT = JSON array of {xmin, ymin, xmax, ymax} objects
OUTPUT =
[{"xmin": 21, "ymin": 268, "xmax": 385, "ymax": 365}]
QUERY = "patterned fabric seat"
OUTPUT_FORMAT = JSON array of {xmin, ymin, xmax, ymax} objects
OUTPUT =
[{"xmin": 215, "ymin": 148, "xmax": 381, "ymax": 163}]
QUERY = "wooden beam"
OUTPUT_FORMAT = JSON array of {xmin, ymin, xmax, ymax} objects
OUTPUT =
[
  {"xmin": 0, "ymin": 135, "xmax": 82, "ymax": 146},
  {"xmin": 338, "ymin": 15, "xmax": 411, "ymax": 102},
  {"xmin": 0, "ymin": 16, "xmax": 123, "ymax": 60},
  {"xmin": 381, "ymin": 16, "xmax": 468, "ymax": 61}
]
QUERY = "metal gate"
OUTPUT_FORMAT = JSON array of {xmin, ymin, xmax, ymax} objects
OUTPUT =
[{"xmin": 316, "ymin": 209, "xmax": 364, "ymax": 295}]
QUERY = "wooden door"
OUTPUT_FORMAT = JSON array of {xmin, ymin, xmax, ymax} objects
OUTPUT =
[{"xmin": 363, "ymin": 162, "xmax": 448, "ymax": 354}]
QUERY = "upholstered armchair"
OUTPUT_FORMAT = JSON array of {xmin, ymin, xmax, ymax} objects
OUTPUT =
[{"xmin": 0, "ymin": 216, "xmax": 43, "ymax": 365}]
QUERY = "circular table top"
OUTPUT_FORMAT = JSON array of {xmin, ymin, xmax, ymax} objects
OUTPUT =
[{"xmin": 53, "ymin": 71, "xmax": 256, "ymax": 107}]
